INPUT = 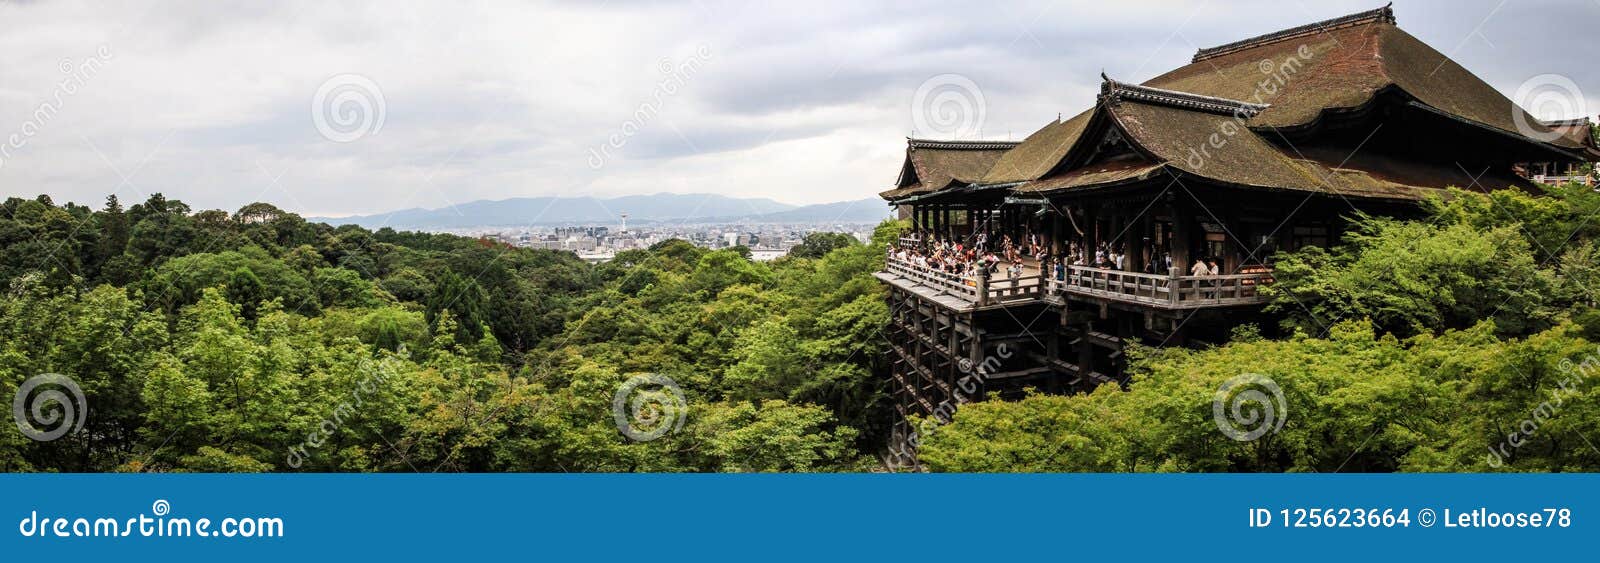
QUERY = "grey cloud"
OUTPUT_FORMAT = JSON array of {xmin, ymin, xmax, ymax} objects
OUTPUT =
[{"xmin": 0, "ymin": 0, "xmax": 1594, "ymax": 216}]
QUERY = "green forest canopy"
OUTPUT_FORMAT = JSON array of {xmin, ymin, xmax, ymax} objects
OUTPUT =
[
  {"xmin": 919, "ymin": 184, "xmax": 1600, "ymax": 472},
  {"xmin": 3, "ymin": 184, "xmax": 1600, "ymax": 473},
  {"xmin": 0, "ymin": 194, "xmax": 889, "ymax": 472}
]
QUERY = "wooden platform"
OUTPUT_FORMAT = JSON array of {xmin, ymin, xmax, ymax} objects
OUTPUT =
[
  {"xmin": 879, "ymin": 256, "xmax": 1271, "ymax": 312},
  {"xmin": 873, "ymin": 272, "xmax": 982, "ymax": 311}
]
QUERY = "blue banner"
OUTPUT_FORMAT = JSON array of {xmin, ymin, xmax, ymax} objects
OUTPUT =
[{"xmin": 1, "ymin": 474, "xmax": 1591, "ymax": 561}]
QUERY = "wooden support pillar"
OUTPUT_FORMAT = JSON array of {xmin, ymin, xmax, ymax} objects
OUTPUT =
[
  {"xmin": 1133, "ymin": 211, "xmax": 1152, "ymax": 273},
  {"xmin": 1076, "ymin": 329, "xmax": 1094, "ymax": 382},
  {"xmin": 1009, "ymin": 207, "xmax": 1019, "ymax": 242},
  {"xmin": 1104, "ymin": 209, "xmax": 1124, "ymax": 270},
  {"xmin": 969, "ymin": 328, "xmax": 985, "ymax": 379},
  {"xmin": 1050, "ymin": 210, "xmax": 1065, "ymax": 257},
  {"xmin": 1170, "ymin": 196, "xmax": 1192, "ymax": 275},
  {"xmin": 1046, "ymin": 320, "xmax": 1061, "ymax": 381},
  {"xmin": 940, "ymin": 311, "xmax": 953, "ymax": 382},
  {"xmin": 1229, "ymin": 207, "xmax": 1249, "ymax": 273},
  {"xmin": 1118, "ymin": 212, "xmax": 1137, "ymax": 273},
  {"xmin": 1085, "ymin": 202, "xmax": 1101, "ymax": 264}
]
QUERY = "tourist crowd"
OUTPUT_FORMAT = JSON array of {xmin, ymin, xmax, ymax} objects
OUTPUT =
[{"xmin": 891, "ymin": 231, "xmax": 1224, "ymax": 282}]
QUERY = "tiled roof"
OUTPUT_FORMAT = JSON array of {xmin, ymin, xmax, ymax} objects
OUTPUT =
[{"xmin": 960, "ymin": 5, "xmax": 1586, "ymax": 196}]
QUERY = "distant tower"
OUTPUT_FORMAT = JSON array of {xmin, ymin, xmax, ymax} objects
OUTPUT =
[{"xmin": 620, "ymin": 213, "xmax": 629, "ymax": 233}]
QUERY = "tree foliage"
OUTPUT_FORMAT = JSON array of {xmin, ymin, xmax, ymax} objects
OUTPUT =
[
  {"xmin": 0, "ymin": 193, "xmax": 888, "ymax": 472},
  {"xmin": 921, "ymin": 185, "xmax": 1600, "ymax": 473}
]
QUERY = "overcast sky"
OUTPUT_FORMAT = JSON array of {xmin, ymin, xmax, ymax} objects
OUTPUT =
[{"xmin": 0, "ymin": 0, "xmax": 1594, "ymax": 217}]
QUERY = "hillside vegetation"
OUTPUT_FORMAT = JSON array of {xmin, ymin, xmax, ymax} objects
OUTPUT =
[{"xmin": 6, "ymin": 184, "xmax": 1600, "ymax": 473}]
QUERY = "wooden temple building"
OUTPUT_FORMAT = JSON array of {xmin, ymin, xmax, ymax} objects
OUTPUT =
[
  {"xmin": 875, "ymin": 5, "xmax": 1600, "ymax": 463},
  {"xmin": 1522, "ymin": 117, "xmax": 1598, "ymax": 186}
]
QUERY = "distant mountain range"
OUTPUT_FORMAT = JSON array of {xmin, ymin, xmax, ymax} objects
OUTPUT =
[{"xmin": 310, "ymin": 193, "xmax": 891, "ymax": 229}]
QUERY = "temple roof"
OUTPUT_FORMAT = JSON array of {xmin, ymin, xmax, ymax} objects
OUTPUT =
[
  {"xmin": 1101, "ymin": 97, "xmax": 1504, "ymax": 199},
  {"xmin": 978, "ymin": 112, "xmax": 1093, "ymax": 185},
  {"xmin": 975, "ymin": 4, "xmax": 1588, "ymax": 194},
  {"xmin": 1097, "ymin": 78, "xmax": 1268, "ymax": 117},
  {"xmin": 1191, "ymin": 4, "xmax": 1396, "ymax": 62},
  {"xmin": 1541, "ymin": 117, "xmax": 1598, "ymax": 154},
  {"xmin": 879, "ymin": 138, "xmax": 1017, "ymax": 201}
]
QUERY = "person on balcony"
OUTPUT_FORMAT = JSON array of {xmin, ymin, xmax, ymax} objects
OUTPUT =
[
  {"xmin": 982, "ymin": 251, "xmax": 1000, "ymax": 274},
  {"xmin": 1205, "ymin": 258, "xmax": 1222, "ymax": 299}
]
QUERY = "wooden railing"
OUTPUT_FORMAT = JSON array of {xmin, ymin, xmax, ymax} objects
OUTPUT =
[
  {"xmin": 1043, "ymin": 265, "xmax": 1273, "ymax": 308},
  {"xmin": 1049, "ymin": 266, "xmax": 1169, "ymax": 305},
  {"xmin": 883, "ymin": 255, "xmax": 1271, "ymax": 309},
  {"xmin": 983, "ymin": 269, "xmax": 1044, "ymax": 305},
  {"xmin": 882, "ymin": 254, "xmax": 1043, "ymax": 306},
  {"xmin": 883, "ymin": 255, "xmax": 980, "ymax": 303},
  {"xmin": 1535, "ymin": 174, "xmax": 1595, "ymax": 186}
]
